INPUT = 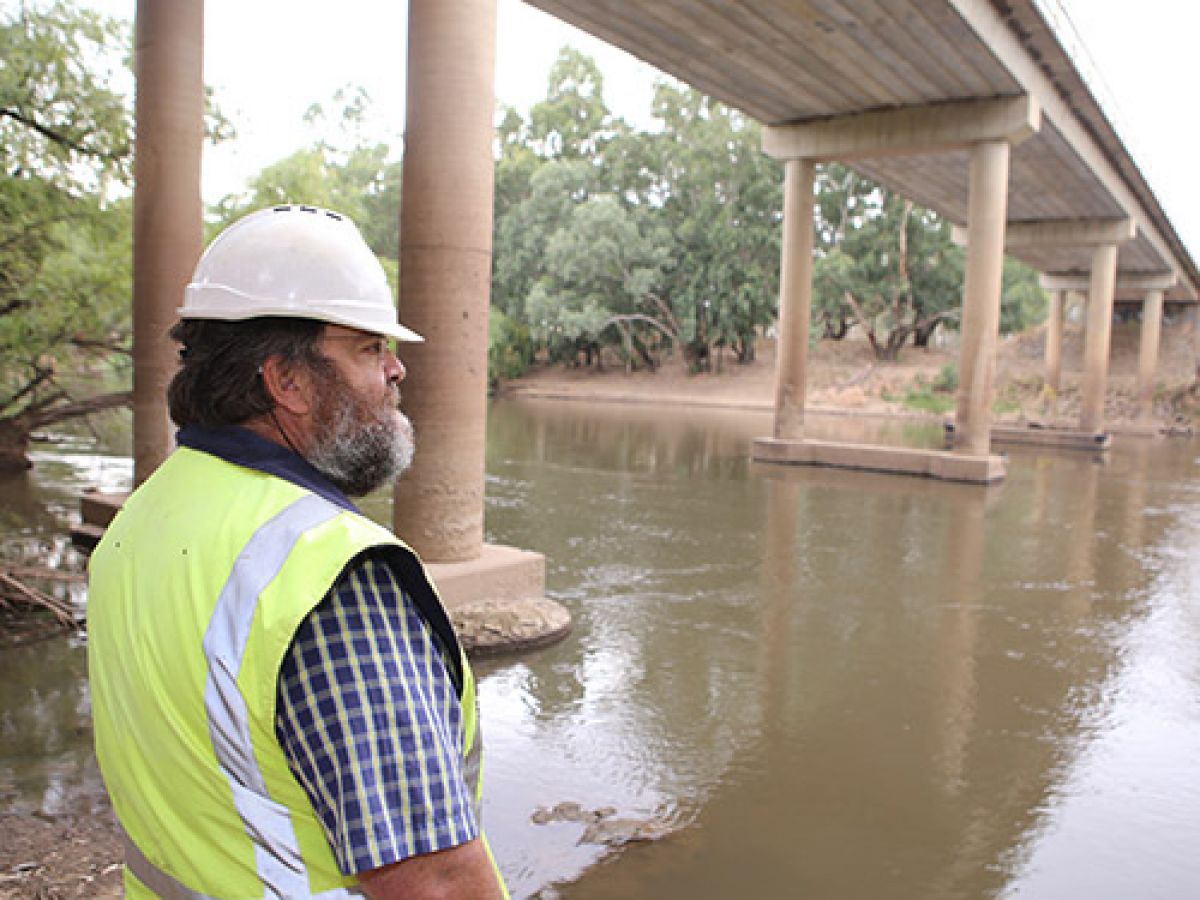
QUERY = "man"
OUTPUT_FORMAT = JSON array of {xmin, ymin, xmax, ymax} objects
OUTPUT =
[{"xmin": 88, "ymin": 206, "xmax": 508, "ymax": 898}]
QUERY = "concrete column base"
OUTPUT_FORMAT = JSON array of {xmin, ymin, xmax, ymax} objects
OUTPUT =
[
  {"xmin": 944, "ymin": 422, "xmax": 1112, "ymax": 451},
  {"xmin": 1108, "ymin": 421, "xmax": 1160, "ymax": 438},
  {"xmin": 752, "ymin": 437, "xmax": 1005, "ymax": 484},
  {"xmin": 427, "ymin": 544, "xmax": 570, "ymax": 656}
]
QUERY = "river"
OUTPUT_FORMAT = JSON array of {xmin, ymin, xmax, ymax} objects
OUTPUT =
[{"xmin": 2, "ymin": 399, "xmax": 1199, "ymax": 898}]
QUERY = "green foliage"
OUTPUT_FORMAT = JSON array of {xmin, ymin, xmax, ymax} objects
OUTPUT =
[
  {"xmin": 1, "ymin": 0, "xmax": 132, "ymax": 192},
  {"xmin": 1, "ymin": 1, "xmax": 136, "ymax": 452},
  {"xmin": 492, "ymin": 158, "xmax": 596, "ymax": 322},
  {"xmin": 488, "ymin": 308, "xmax": 533, "ymax": 387},
  {"xmin": 527, "ymin": 48, "xmax": 620, "ymax": 160},
  {"xmin": 491, "ymin": 61, "xmax": 782, "ymax": 372},
  {"xmin": 932, "ymin": 362, "xmax": 958, "ymax": 393},
  {"xmin": 894, "ymin": 364, "xmax": 958, "ymax": 414},
  {"xmin": 210, "ymin": 86, "xmax": 401, "ymax": 259},
  {"xmin": 0, "ymin": 2, "xmax": 230, "ymax": 467},
  {"xmin": 641, "ymin": 83, "xmax": 782, "ymax": 366},
  {"xmin": 813, "ymin": 164, "xmax": 964, "ymax": 359},
  {"xmin": 898, "ymin": 383, "xmax": 956, "ymax": 415},
  {"xmin": 1000, "ymin": 257, "xmax": 1048, "ymax": 334}
]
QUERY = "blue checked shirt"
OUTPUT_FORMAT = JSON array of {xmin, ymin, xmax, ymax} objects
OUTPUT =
[{"xmin": 275, "ymin": 553, "xmax": 480, "ymax": 875}]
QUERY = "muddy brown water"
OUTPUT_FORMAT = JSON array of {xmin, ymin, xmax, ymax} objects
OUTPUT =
[{"xmin": 2, "ymin": 400, "xmax": 1199, "ymax": 898}]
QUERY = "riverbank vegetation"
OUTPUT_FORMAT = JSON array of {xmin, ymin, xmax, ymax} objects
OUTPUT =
[{"xmin": 0, "ymin": 1, "xmax": 233, "ymax": 472}]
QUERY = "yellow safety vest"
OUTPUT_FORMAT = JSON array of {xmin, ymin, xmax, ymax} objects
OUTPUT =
[{"xmin": 88, "ymin": 447, "xmax": 493, "ymax": 898}]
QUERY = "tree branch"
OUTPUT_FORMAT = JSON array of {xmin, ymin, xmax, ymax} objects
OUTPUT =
[
  {"xmin": 0, "ymin": 571, "xmax": 77, "ymax": 628},
  {"xmin": 0, "ymin": 106, "xmax": 129, "ymax": 163},
  {"xmin": 26, "ymin": 390, "xmax": 132, "ymax": 431},
  {"xmin": 601, "ymin": 313, "xmax": 679, "ymax": 346},
  {"xmin": 70, "ymin": 335, "xmax": 132, "ymax": 357},
  {"xmin": 0, "ymin": 367, "xmax": 56, "ymax": 416},
  {"xmin": 0, "ymin": 296, "xmax": 31, "ymax": 318},
  {"xmin": 841, "ymin": 290, "xmax": 879, "ymax": 356}
]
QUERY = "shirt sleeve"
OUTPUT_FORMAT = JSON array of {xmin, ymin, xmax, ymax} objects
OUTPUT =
[{"xmin": 275, "ymin": 552, "xmax": 479, "ymax": 875}]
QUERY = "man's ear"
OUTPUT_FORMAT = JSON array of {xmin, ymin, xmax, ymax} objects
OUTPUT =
[{"xmin": 259, "ymin": 355, "xmax": 314, "ymax": 417}]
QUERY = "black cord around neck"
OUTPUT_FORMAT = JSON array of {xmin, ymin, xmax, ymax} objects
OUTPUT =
[{"xmin": 268, "ymin": 406, "xmax": 306, "ymax": 459}]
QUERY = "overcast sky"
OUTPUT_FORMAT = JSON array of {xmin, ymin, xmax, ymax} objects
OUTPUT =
[{"xmin": 84, "ymin": 0, "xmax": 1199, "ymax": 255}]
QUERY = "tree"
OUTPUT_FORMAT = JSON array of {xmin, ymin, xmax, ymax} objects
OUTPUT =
[
  {"xmin": 493, "ymin": 157, "xmax": 596, "ymax": 324},
  {"xmin": 527, "ymin": 48, "xmax": 620, "ymax": 161},
  {"xmin": 813, "ymin": 164, "xmax": 963, "ymax": 361},
  {"xmin": 999, "ymin": 257, "xmax": 1048, "ymax": 334},
  {"xmin": 211, "ymin": 87, "xmax": 401, "ymax": 257},
  {"xmin": 1, "ymin": 1, "xmax": 134, "ymax": 470},
  {"xmin": 625, "ymin": 84, "xmax": 782, "ymax": 370},
  {"xmin": 526, "ymin": 194, "xmax": 673, "ymax": 367}
]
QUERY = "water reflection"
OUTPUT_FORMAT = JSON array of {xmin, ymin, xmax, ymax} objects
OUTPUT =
[
  {"xmin": 2, "ymin": 402, "xmax": 1199, "ymax": 899},
  {"xmin": 482, "ymin": 402, "xmax": 1199, "ymax": 900},
  {"xmin": 0, "ymin": 425, "xmax": 128, "ymax": 821}
]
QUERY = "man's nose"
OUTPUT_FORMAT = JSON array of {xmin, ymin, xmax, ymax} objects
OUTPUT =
[{"xmin": 385, "ymin": 351, "xmax": 405, "ymax": 384}]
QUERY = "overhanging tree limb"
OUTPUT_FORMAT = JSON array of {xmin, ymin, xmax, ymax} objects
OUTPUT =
[
  {"xmin": 0, "ymin": 107, "xmax": 128, "ymax": 164},
  {"xmin": 25, "ymin": 390, "xmax": 132, "ymax": 431}
]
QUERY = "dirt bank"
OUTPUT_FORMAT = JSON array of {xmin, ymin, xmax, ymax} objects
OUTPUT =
[
  {"xmin": 0, "ymin": 813, "xmax": 122, "ymax": 898},
  {"xmin": 499, "ymin": 320, "xmax": 1200, "ymax": 432}
]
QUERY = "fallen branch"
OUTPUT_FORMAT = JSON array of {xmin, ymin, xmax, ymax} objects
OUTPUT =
[
  {"xmin": 3, "ymin": 564, "xmax": 86, "ymax": 583},
  {"xmin": 0, "ymin": 571, "xmax": 78, "ymax": 629}
]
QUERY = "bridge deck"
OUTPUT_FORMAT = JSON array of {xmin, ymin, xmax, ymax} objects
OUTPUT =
[{"xmin": 524, "ymin": 0, "xmax": 1197, "ymax": 302}]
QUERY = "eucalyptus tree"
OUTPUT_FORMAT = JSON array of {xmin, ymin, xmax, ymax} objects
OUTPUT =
[
  {"xmin": 813, "ymin": 164, "xmax": 966, "ymax": 360},
  {"xmin": 632, "ymin": 83, "xmax": 782, "ymax": 368},
  {"xmin": 0, "ymin": 1, "xmax": 234, "ymax": 470}
]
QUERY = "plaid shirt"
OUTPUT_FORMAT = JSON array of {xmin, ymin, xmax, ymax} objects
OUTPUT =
[{"xmin": 275, "ymin": 552, "xmax": 479, "ymax": 875}]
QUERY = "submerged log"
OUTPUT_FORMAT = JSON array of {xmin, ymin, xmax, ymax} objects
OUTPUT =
[{"xmin": 0, "ymin": 568, "xmax": 78, "ymax": 629}]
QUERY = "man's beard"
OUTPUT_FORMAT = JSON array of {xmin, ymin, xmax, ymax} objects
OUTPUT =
[{"xmin": 305, "ymin": 367, "xmax": 415, "ymax": 497}]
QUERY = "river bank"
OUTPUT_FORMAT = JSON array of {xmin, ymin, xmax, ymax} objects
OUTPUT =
[{"xmin": 498, "ymin": 322, "xmax": 1200, "ymax": 432}]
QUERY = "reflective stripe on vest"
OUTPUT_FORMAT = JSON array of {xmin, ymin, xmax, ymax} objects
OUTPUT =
[
  {"xmin": 121, "ymin": 824, "xmax": 362, "ymax": 900},
  {"xmin": 204, "ymin": 493, "xmax": 340, "ymax": 896}
]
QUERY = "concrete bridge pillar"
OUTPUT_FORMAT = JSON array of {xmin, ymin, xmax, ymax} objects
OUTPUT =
[
  {"xmin": 772, "ymin": 158, "xmax": 817, "ymax": 440},
  {"xmin": 754, "ymin": 96, "xmax": 1037, "ymax": 483},
  {"xmin": 1043, "ymin": 289, "xmax": 1065, "ymax": 400},
  {"xmin": 1079, "ymin": 242, "xmax": 1119, "ymax": 433},
  {"xmin": 1136, "ymin": 288, "xmax": 1165, "ymax": 421},
  {"xmin": 395, "ymin": 0, "xmax": 497, "ymax": 562},
  {"xmin": 393, "ymin": 0, "xmax": 566, "ymax": 651},
  {"xmin": 132, "ymin": 0, "xmax": 204, "ymax": 483},
  {"xmin": 952, "ymin": 139, "xmax": 1011, "ymax": 456}
]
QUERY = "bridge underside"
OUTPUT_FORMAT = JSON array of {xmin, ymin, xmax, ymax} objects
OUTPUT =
[
  {"xmin": 527, "ymin": 0, "xmax": 1196, "ymax": 302},
  {"xmin": 528, "ymin": 0, "xmax": 1197, "ymax": 482}
]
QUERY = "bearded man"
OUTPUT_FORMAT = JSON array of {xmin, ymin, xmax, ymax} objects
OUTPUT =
[{"xmin": 87, "ymin": 206, "xmax": 508, "ymax": 899}]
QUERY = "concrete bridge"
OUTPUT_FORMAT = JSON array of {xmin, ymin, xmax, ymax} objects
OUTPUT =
[
  {"xmin": 126, "ymin": 0, "xmax": 1197, "ymax": 616},
  {"xmin": 525, "ymin": 0, "xmax": 1198, "ymax": 481}
]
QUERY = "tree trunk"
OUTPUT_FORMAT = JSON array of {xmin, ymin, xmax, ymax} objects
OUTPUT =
[
  {"xmin": 913, "ymin": 319, "xmax": 939, "ymax": 348},
  {"xmin": 842, "ymin": 291, "xmax": 883, "ymax": 359},
  {"xmin": 0, "ymin": 390, "xmax": 132, "ymax": 472},
  {"xmin": 0, "ymin": 421, "xmax": 33, "ymax": 472}
]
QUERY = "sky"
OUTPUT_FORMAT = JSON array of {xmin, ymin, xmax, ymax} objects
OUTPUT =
[{"xmin": 82, "ymin": 0, "xmax": 1199, "ymax": 257}]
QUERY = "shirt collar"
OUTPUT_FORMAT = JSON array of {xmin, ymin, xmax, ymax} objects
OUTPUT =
[{"xmin": 176, "ymin": 424, "xmax": 358, "ymax": 513}]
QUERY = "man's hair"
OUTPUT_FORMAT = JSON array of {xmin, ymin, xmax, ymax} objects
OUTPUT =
[{"xmin": 167, "ymin": 317, "xmax": 330, "ymax": 428}]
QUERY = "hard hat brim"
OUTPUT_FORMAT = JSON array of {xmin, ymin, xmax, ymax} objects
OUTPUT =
[{"xmin": 178, "ymin": 300, "xmax": 424, "ymax": 343}]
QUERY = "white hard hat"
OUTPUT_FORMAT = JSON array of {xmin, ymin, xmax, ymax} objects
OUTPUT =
[{"xmin": 181, "ymin": 205, "xmax": 422, "ymax": 342}]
